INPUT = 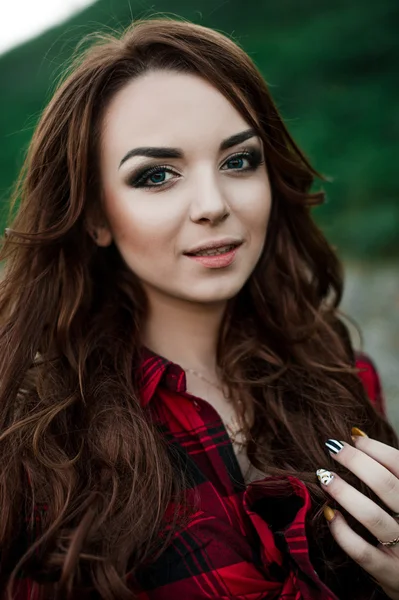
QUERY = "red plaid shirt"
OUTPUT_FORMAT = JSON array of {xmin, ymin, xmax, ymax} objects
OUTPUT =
[{"xmin": 14, "ymin": 350, "xmax": 385, "ymax": 599}]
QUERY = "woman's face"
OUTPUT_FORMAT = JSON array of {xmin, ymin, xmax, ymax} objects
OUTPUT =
[{"xmin": 98, "ymin": 70, "xmax": 272, "ymax": 306}]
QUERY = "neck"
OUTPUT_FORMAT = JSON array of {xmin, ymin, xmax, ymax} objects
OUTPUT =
[{"xmin": 142, "ymin": 290, "xmax": 227, "ymax": 373}]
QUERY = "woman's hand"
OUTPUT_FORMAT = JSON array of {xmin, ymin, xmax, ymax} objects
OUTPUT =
[{"xmin": 316, "ymin": 428, "xmax": 399, "ymax": 599}]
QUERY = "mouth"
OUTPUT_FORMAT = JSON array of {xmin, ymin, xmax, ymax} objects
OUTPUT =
[
  {"xmin": 183, "ymin": 242, "xmax": 243, "ymax": 269},
  {"xmin": 185, "ymin": 243, "xmax": 240, "ymax": 257}
]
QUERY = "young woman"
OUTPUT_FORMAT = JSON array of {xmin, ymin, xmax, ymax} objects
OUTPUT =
[{"xmin": 0, "ymin": 17, "xmax": 398, "ymax": 600}]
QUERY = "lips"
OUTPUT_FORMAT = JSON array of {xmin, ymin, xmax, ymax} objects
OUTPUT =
[
  {"xmin": 184, "ymin": 240, "xmax": 243, "ymax": 256},
  {"xmin": 186, "ymin": 243, "xmax": 238, "ymax": 257},
  {"xmin": 184, "ymin": 244, "xmax": 242, "ymax": 269}
]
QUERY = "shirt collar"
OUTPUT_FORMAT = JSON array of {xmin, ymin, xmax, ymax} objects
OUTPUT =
[{"xmin": 138, "ymin": 346, "xmax": 187, "ymax": 407}]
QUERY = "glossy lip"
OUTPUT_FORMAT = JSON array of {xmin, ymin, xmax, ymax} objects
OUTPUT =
[
  {"xmin": 183, "ymin": 237, "xmax": 243, "ymax": 255},
  {"xmin": 184, "ymin": 245, "xmax": 241, "ymax": 269}
]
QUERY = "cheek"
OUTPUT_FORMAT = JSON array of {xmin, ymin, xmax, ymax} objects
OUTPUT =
[
  {"xmin": 106, "ymin": 195, "xmax": 180, "ymax": 260},
  {"xmin": 238, "ymin": 185, "xmax": 272, "ymax": 239}
]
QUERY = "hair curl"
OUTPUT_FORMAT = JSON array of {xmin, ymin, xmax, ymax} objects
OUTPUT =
[{"xmin": 0, "ymin": 16, "xmax": 397, "ymax": 600}]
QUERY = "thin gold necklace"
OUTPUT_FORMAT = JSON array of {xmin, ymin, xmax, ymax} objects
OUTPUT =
[
  {"xmin": 184, "ymin": 367, "xmax": 224, "ymax": 391},
  {"xmin": 184, "ymin": 368, "xmax": 245, "ymax": 445}
]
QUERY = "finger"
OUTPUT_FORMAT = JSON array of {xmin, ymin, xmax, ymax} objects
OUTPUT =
[
  {"xmin": 316, "ymin": 469, "xmax": 399, "ymax": 544},
  {"xmin": 325, "ymin": 439, "xmax": 399, "ymax": 513},
  {"xmin": 352, "ymin": 433, "xmax": 399, "ymax": 480},
  {"xmin": 325, "ymin": 509, "xmax": 399, "ymax": 593}
]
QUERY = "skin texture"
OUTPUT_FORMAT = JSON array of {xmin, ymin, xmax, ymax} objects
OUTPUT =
[
  {"xmin": 319, "ymin": 433, "xmax": 399, "ymax": 598},
  {"xmin": 98, "ymin": 70, "xmax": 270, "ymax": 303}
]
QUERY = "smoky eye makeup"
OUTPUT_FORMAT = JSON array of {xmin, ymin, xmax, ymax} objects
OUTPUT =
[{"xmin": 123, "ymin": 144, "xmax": 265, "ymax": 190}]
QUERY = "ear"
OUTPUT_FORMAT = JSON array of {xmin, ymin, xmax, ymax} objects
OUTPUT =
[
  {"xmin": 90, "ymin": 224, "xmax": 113, "ymax": 247},
  {"xmin": 85, "ymin": 209, "xmax": 113, "ymax": 247}
]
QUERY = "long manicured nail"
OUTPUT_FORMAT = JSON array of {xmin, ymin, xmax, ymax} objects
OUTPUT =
[
  {"xmin": 316, "ymin": 468, "xmax": 335, "ymax": 486},
  {"xmin": 351, "ymin": 427, "xmax": 368, "ymax": 438},
  {"xmin": 325, "ymin": 439, "xmax": 344, "ymax": 454},
  {"xmin": 323, "ymin": 505, "xmax": 336, "ymax": 522}
]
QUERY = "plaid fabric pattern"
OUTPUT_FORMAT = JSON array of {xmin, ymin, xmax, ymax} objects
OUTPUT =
[{"xmin": 13, "ymin": 350, "xmax": 386, "ymax": 599}]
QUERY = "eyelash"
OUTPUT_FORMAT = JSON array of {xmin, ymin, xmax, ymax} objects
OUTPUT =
[{"xmin": 127, "ymin": 147, "xmax": 264, "ymax": 190}]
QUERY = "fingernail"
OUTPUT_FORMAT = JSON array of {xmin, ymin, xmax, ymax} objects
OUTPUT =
[
  {"xmin": 316, "ymin": 469, "xmax": 335, "ymax": 486},
  {"xmin": 323, "ymin": 505, "xmax": 336, "ymax": 522},
  {"xmin": 325, "ymin": 439, "xmax": 344, "ymax": 454},
  {"xmin": 351, "ymin": 427, "xmax": 368, "ymax": 438}
]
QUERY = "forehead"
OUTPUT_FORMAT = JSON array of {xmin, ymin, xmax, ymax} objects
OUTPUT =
[{"xmin": 100, "ymin": 70, "xmax": 251, "ymax": 155}]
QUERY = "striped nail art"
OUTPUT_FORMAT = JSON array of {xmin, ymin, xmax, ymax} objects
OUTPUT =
[
  {"xmin": 316, "ymin": 469, "xmax": 334, "ymax": 485},
  {"xmin": 325, "ymin": 439, "xmax": 344, "ymax": 454}
]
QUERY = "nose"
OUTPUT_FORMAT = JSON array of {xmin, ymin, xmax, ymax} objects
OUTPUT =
[{"xmin": 189, "ymin": 172, "xmax": 230, "ymax": 225}]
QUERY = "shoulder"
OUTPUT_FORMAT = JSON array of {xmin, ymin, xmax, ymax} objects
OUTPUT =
[{"xmin": 355, "ymin": 351, "xmax": 386, "ymax": 416}]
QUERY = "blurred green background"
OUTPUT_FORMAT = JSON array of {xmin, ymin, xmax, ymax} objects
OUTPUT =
[{"xmin": 0, "ymin": 0, "xmax": 398, "ymax": 425}]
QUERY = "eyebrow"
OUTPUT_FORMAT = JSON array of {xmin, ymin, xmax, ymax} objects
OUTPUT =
[{"xmin": 118, "ymin": 128, "xmax": 258, "ymax": 169}]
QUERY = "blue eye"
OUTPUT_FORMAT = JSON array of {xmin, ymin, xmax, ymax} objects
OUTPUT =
[
  {"xmin": 223, "ymin": 156, "xmax": 246, "ymax": 170},
  {"xmin": 146, "ymin": 171, "xmax": 170, "ymax": 185},
  {"xmin": 128, "ymin": 147, "xmax": 264, "ymax": 189},
  {"xmin": 128, "ymin": 165, "xmax": 175, "ymax": 189}
]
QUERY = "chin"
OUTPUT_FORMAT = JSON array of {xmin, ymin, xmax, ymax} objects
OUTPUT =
[{"xmin": 180, "ymin": 280, "xmax": 246, "ymax": 304}]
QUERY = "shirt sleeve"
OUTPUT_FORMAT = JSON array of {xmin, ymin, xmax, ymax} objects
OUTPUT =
[{"xmin": 355, "ymin": 351, "xmax": 386, "ymax": 417}]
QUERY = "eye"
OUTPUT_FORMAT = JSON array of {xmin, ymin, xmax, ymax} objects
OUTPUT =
[
  {"xmin": 221, "ymin": 147, "xmax": 264, "ymax": 173},
  {"xmin": 222, "ymin": 154, "xmax": 251, "ymax": 171},
  {"xmin": 128, "ymin": 166, "xmax": 177, "ymax": 189},
  {"xmin": 127, "ymin": 146, "xmax": 264, "ymax": 190}
]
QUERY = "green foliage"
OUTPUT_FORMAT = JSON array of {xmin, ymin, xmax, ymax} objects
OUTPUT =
[{"xmin": 0, "ymin": 0, "xmax": 398, "ymax": 258}]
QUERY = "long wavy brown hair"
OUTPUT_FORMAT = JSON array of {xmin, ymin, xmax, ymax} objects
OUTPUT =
[{"xmin": 0, "ymin": 16, "xmax": 397, "ymax": 600}]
